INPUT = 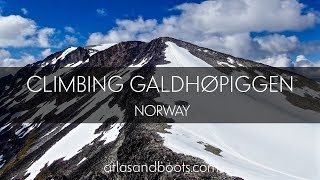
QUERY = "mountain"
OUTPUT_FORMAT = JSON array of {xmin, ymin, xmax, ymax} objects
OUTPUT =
[{"xmin": 0, "ymin": 37, "xmax": 319, "ymax": 180}]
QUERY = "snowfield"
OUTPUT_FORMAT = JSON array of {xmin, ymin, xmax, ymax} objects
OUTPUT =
[
  {"xmin": 159, "ymin": 124, "xmax": 319, "ymax": 180},
  {"xmin": 89, "ymin": 43, "xmax": 116, "ymax": 52},
  {"xmin": 158, "ymin": 42, "xmax": 212, "ymax": 67},
  {"xmin": 157, "ymin": 41, "xmax": 320, "ymax": 180},
  {"xmin": 50, "ymin": 47, "xmax": 77, "ymax": 65},
  {"xmin": 26, "ymin": 123, "xmax": 123, "ymax": 180}
]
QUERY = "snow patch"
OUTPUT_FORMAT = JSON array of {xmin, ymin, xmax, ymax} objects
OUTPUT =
[
  {"xmin": 87, "ymin": 43, "xmax": 116, "ymax": 56},
  {"xmin": 65, "ymin": 61, "xmax": 83, "ymax": 67},
  {"xmin": 227, "ymin": 57, "xmax": 235, "ymax": 64},
  {"xmin": 25, "ymin": 123, "xmax": 123, "ymax": 180},
  {"xmin": 129, "ymin": 57, "xmax": 150, "ymax": 67},
  {"xmin": 51, "ymin": 47, "xmax": 77, "ymax": 64},
  {"xmin": 0, "ymin": 122, "xmax": 11, "ymax": 132},
  {"xmin": 77, "ymin": 157, "xmax": 87, "ymax": 166},
  {"xmin": 0, "ymin": 154, "xmax": 5, "ymax": 168},
  {"xmin": 41, "ymin": 127, "xmax": 59, "ymax": 138},
  {"xmin": 90, "ymin": 43, "xmax": 115, "ymax": 52},
  {"xmin": 15, "ymin": 123, "xmax": 35, "ymax": 138},
  {"xmin": 26, "ymin": 124, "xmax": 100, "ymax": 179},
  {"xmin": 100, "ymin": 123, "xmax": 124, "ymax": 144},
  {"xmin": 158, "ymin": 42, "xmax": 211, "ymax": 67},
  {"xmin": 217, "ymin": 61, "xmax": 236, "ymax": 67}
]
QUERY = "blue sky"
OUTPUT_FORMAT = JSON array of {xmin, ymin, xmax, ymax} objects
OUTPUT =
[{"xmin": 0, "ymin": 0, "xmax": 320, "ymax": 67}]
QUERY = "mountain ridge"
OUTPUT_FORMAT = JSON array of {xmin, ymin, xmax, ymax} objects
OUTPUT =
[{"xmin": 34, "ymin": 37, "xmax": 266, "ymax": 68}]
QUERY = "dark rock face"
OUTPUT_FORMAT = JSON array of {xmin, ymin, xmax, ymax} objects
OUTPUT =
[
  {"xmin": 0, "ymin": 37, "xmax": 319, "ymax": 179},
  {"xmin": 88, "ymin": 41, "xmax": 145, "ymax": 67}
]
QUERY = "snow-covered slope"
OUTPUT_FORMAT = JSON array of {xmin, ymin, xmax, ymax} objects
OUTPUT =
[
  {"xmin": 40, "ymin": 43, "xmax": 116, "ymax": 68},
  {"xmin": 156, "ymin": 41, "xmax": 319, "ymax": 180},
  {"xmin": 42, "ymin": 47, "xmax": 77, "ymax": 67},
  {"xmin": 88, "ymin": 43, "xmax": 116, "ymax": 52},
  {"xmin": 26, "ymin": 123, "xmax": 123, "ymax": 180},
  {"xmin": 159, "ymin": 124, "xmax": 319, "ymax": 180},
  {"xmin": 158, "ymin": 42, "xmax": 212, "ymax": 67}
]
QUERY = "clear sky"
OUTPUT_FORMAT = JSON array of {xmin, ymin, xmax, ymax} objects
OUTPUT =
[{"xmin": 0, "ymin": 0, "xmax": 320, "ymax": 67}]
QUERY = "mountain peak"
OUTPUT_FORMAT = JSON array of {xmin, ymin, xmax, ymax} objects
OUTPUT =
[{"xmin": 34, "ymin": 37, "xmax": 263, "ymax": 68}]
